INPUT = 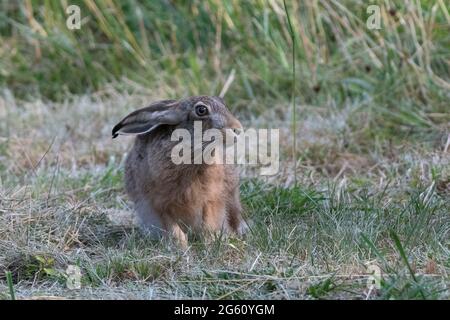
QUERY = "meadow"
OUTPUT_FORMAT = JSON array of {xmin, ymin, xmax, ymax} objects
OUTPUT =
[{"xmin": 0, "ymin": 0, "xmax": 449, "ymax": 299}]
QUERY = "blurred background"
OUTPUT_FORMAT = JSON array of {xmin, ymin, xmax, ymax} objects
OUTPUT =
[
  {"xmin": 1, "ymin": 1, "xmax": 448, "ymax": 110},
  {"xmin": 1, "ymin": 0, "xmax": 449, "ymax": 175},
  {"xmin": 0, "ymin": 1, "xmax": 449, "ymax": 299}
]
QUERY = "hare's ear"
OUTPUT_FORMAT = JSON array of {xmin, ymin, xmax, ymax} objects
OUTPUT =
[{"xmin": 112, "ymin": 100, "xmax": 183, "ymax": 138}]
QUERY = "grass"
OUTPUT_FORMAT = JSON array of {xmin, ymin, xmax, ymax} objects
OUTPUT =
[
  {"xmin": 0, "ymin": 0, "xmax": 449, "ymax": 299},
  {"xmin": 0, "ymin": 90, "xmax": 448, "ymax": 299}
]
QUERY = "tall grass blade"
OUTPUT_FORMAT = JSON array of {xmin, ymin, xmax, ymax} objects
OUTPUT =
[
  {"xmin": 283, "ymin": 0, "xmax": 297, "ymax": 186},
  {"xmin": 390, "ymin": 230, "xmax": 426, "ymax": 299},
  {"xmin": 6, "ymin": 271, "xmax": 15, "ymax": 300}
]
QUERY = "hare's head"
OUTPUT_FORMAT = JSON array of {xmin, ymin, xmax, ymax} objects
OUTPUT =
[{"xmin": 112, "ymin": 96, "xmax": 242, "ymax": 138}]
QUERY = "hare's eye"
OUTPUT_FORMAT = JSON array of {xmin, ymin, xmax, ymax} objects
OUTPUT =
[{"xmin": 195, "ymin": 104, "xmax": 209, "ymax": 116}]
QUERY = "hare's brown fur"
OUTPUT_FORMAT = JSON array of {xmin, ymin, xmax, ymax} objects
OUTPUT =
[{"xmin": 114, "ymin": 96, "xmax": 246, "ymax": 246}]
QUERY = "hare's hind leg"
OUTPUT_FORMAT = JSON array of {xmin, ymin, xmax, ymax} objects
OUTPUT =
[
  {"xmin": 228, "ymin": 207, "xmax": 248, "ymax": 236},
  {"xmin": 134, "ymin": 199, "xmax": 164, "ymax": 239}
]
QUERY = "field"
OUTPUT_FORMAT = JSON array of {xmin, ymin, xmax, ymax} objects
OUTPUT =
[{"xmin": 0, "ymin": 0, "xmax": 449, "ymax": 299}]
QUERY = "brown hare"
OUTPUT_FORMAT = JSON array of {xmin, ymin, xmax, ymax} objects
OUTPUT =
[{"xmin": 112, "ymin": 96, "xmax": 247, "ymax": 247}]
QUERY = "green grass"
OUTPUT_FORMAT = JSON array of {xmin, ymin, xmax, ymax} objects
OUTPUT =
[
  {"xmin": 0, "ymin": 0, "xmax": 449, "ymax": 299},
  {"xmin": 0, "ymin": 167, "xmax": 448, "ymax": 299}
]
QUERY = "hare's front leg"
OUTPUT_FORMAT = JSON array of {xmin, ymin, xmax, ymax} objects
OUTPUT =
[
  {"xmin": 161, "ymin": 215, "xmax": 188, "ymax": 248},
  {"xmin": 202, "ymin": 201, "xmax": 228, "ymax": 235},
  {"xmin": 135, "ymin": 199, "xmax": 163, "ymax": 239},
  {"xmin": 227, "ymin": 188, "xmax": 248, "ymax": 236}
]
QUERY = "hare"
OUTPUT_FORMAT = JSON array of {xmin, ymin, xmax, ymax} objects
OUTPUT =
[{"xmin": 112, "ymin": 96, "xmax": 247, "ymax": 247}]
